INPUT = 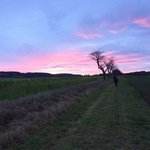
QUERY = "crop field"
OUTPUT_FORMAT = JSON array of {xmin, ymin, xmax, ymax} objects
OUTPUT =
[
  {"xmin": 0, "ymin": 76, "xmax": 99, "ymax": 101},
  {"xmin": 0, "ymin": 76, "xmax": 150, "ymax": 150},
  {"xmin": 0, "ymin": 76, "xmax": 105, "ymax": 149}
]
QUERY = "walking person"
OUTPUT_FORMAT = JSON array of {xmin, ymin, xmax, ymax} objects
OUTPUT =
[
  {"xmin": 113, "ymin": 75, "xmax": 119, "ymax": 87},
  {"xmin": 112, "ymin": 69, "xmax": 122, "ymax": 87}
]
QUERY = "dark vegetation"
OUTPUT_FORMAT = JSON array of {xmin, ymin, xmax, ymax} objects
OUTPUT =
[
  {"xmin": 127, "ymin": 75, "xmax": 150, "ymax": 105},
  {"xmin": 0, "ymin": 71, "xmax": 81, "ymax": 78},
  {"xmin": 0, "ymin": 79, "xmax": 107, "ymax": 149},
  {"xmin": 125, "ymin": 71, "xmax": 150, "ymax": 76}
]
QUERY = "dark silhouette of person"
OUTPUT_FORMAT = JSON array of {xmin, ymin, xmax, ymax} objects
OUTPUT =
[
  {"xmin": 112, "ymin": 69, "xmax": 121, "ymax": 87},
  {"xmin": 113, "ymin": 75, "xmax": 119, "ymax": 87}
]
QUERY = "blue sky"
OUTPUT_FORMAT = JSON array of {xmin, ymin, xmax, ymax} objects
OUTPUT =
[{"xmin": 0, "ymin": 0, "xmax": 150, "ymax": 74}]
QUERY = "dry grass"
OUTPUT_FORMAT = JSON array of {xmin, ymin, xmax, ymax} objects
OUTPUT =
[{"xmin": 0, "ymin": 80, "xmax": 104, "ymax": 149}]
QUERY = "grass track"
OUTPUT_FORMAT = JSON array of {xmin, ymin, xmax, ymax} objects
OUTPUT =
[{"xmin": 16, "ymin": 79, "xmax": 150, "ymax": 150}]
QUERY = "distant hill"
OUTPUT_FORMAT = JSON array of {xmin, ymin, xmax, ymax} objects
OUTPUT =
[
  {"xmin": 0, "ymin": 71, "xmax": 81, "ymax": 78},
  {"xmin": 125, "ymin": 71, "xmax": 150, "ymax": 76}
]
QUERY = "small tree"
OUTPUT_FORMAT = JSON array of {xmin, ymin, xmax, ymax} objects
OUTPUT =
[
  {"xmin": 105, "ymin": 57, "xmax": 116, "ymax": 75},
  {"xmin": 90, "ymin": 50, "xmax": 107, "ymax": 80}
]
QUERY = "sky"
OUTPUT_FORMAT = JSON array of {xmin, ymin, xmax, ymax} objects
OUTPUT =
[{"xmin": 0, "ymin": 0, "xmax": 150, "ymax": 75}]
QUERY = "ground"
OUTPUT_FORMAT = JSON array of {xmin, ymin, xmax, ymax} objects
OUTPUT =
[{"xmin": 15, "ymin": 78, "xmax": 150, "ymax": 150}]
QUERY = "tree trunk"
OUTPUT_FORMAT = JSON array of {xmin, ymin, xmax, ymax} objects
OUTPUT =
[{"xmin": 102, "ymin": 71, "xmax": 106, "ymax": 80}]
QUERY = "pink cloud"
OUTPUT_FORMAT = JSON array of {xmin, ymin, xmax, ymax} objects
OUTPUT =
[
  {"xmin": 108, "ymin": 29, "xmax": 119, "ymax": 34},
  {"xmin": 110, "ymin": 52, "xmax": 150, "ymax": 64},
  {"xmin": 99, "ymin": 20, "xmax": 129, "ymax": 34},
  {"xmin": 76, "ymin": 32, "xmax": 101, "ymax": 39},
  {"xmin": 29, "ymin": 50, "xmax": 98, "ymax": 75},
  {"xmin": 75, "ymin": 27, "xmax": 102, "ymax": 40},
  {"xmin": 109, "ymin": 24, "xmax": 127, "ymax": 34},
  {"xmin": 109, "ymin": 52, "xmax": 150, "ymax": 73},
  {"xmin": 100, "ymin": 16, "xmax": 150, "ymax": 34},
  {"xmin": 115, "ymin": 53, "xmax": 143, "ymax": 63},
  {"xmin": 133, "ymin": 17, "xmax": 150, "ymax": 28},
  {"xmin": 1, "ymin": 49, "xmax": 150, "ymax": 75},
  {"xmin": 0, "ymin": 49, "xmax": 98, "ymax": 75}
]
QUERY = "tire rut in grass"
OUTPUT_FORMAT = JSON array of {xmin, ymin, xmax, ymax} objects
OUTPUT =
[
  {"xmin": 50, "ymin": 85, "xmax": 113, "ymax": 150},
  {"xmin": 14, "ymin": 79, "xmax": 150, "ymax": 150},
  {"xmin": 51, "ymin": 80, "xmax": 150, "ymax": 150},
  {"xmin": 13, "ymin": 81, "xmax": 110, "ymax": 150}
]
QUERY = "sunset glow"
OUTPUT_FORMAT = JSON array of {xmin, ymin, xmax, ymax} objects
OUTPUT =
[{"xmin": 0, "ymin": 0, "xmax": 150, "ymax": 75}]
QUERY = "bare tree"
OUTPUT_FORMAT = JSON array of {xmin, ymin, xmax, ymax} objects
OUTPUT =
[
  {"xmin": 105, "ymin": 57, "xmax": 116, "ymax": 75},
  {"xmin": 90, "ymin": 50, "xmax": 107, "ymax": 80},
  {"xmin": 90, "ymin": 49, "xmax": 119, "ymax": 79}
]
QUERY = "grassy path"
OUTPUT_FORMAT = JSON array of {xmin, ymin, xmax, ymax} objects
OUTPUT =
[{"xmin": 16, "ymin": 79, "xmax": 150, "ymax": 150}]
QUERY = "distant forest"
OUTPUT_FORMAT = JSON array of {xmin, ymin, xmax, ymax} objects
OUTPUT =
[
  {"xmin": 0, "ymin": 71, "xmax": 150, "ymax": 78},
  {"xmin": 0, "ymin": 72, "xmax": 81, "ymax": 78},
  {"xmin": 125, "ymin": 71, "xmax": 150, "ymax": 76}
]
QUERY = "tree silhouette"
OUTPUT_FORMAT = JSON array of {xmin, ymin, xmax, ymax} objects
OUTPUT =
[
  {"xmin": 105, "ymin": 57, "xmax": 116, "ymax": 75},
  {"xmin": 90, "ymin": 49, "xmax": 118, "ymax": 80},
  {"xmin": 90, "ymin": 50, "xmax": 107, "ymax": 80}
]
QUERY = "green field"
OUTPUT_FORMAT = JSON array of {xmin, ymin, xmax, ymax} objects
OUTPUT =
[
  {"xmin": 0, "ymin": 76, "xmax": 150, "ymax": 149},
  {"xmin": 0, "ymin": 76, "xmax": 99, "ymax": 101},
  {"xmin": 127, "ymin": 76, "xmax": 150, "ymax": 105},
  {"xmin": 14, "ymin": 77, "xmax": 150, "ymax": 150}
]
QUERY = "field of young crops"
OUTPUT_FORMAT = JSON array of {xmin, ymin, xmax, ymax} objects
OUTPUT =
[
  {"xmin": 0, "ymin": 77, "xmax": 104, "ymax": 149},
  {"xmin": 0, "ymin": 76, "xmax": 99, "ymax": 101}
]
